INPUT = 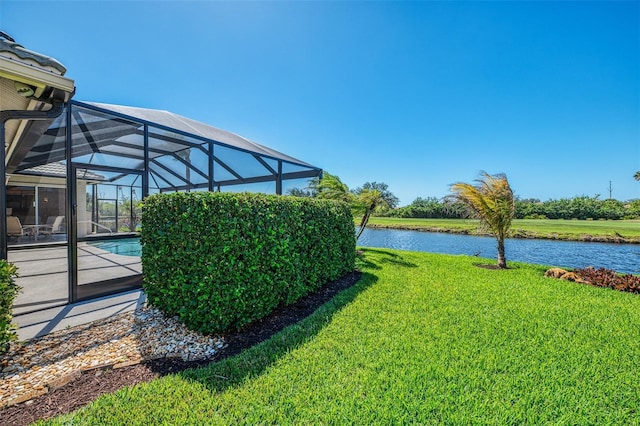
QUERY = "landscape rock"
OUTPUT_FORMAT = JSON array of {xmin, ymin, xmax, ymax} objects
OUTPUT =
[
  {"xmin": 544, "ymin": 267, "xmax": 568, "ymax": 278},
  {"xmin": 0, "ymin": 306, "xmax": 225, "ymax": 408}
]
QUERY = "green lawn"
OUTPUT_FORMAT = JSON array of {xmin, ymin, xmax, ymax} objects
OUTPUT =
[
  {"xmin": 45, "ymin": 249, "xmax": 640, "ymax": 424},
  {"xmin": 367, "ymin": 217, "xmax": 640, "ymax": 242}
]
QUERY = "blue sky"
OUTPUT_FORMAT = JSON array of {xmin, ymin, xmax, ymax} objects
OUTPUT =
[{"xmin": 2, "ymin": 1, "xmax": 639, "ymax": 206}]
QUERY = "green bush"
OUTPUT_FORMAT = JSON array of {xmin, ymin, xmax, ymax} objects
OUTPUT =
[
  {"xmin": 142, "ymin": 192, "xmax": 355, "ymax": 334},
  {"xmin": 391, "ymin": 196, "xmax": 639, "ymax": 220},
  {"xmin": 0, "ymin": 259, "xmax": 20, "ymax": 353}
]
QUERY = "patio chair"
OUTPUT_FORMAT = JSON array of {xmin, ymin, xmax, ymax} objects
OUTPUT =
[
  {"xmin": 7, "ymin": 216, "xmax": 32, "ymax": 241},
  {"xmin": 40, "ymin": 215, "xmax": 66, "ymax": 236}
]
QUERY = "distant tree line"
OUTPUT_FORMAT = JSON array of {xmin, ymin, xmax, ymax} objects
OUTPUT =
[
  {"xmin": 288, "ymin": 176, "xmax": 640, "ymax": 221},
  {"xmin": 513, "ymin": 196, "xmax": 640, "ymax": 220},
  {"xmin": 385, "ymin": 195, "xmax": 640, "ymax": 220}
]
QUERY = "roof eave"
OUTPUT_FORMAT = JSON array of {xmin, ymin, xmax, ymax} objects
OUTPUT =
[{"xmin": 0, "ymin": 55, "xmax": 75, "ymax": 101}]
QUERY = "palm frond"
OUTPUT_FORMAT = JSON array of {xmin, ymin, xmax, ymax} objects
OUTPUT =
[{"xmin": 313, "ymin": 172, "xmax": 353, "ymax": 203}]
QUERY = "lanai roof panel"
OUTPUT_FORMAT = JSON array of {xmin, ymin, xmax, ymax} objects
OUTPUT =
[{"xmin": 81, "ymin": 102, "xmax": 315, "ymax": 168}]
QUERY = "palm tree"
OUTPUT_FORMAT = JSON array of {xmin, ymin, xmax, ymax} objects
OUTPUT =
[
  {"xmin": 634, "ymin": 171, "xmax": 640, "ymax": 181},
  {"xmin": 310, "ymin": 172, "xmax": 354, "ymax": 204},
  {"xmin": 310, "ymin": 172, "xmax": 393, "ymax": 241},
  {"xmin": 352, "ymin": 182, "xmax": 400, "ymax": 209},
  {"xmin": 354, "ymin": 188, "xmax": 390, "ymax": 240},
  {"xmin": 450, "ymin": 172, "xmax": 515, "ymax": 269}
]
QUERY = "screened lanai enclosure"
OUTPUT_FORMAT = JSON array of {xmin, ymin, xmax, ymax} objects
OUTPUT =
[{"xmin": 6, "ymin": 101, "xmax": 321, "ymax": 314}]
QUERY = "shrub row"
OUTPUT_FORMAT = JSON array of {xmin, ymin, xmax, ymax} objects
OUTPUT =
[
  {"xmin": 0, "ymin": 260, "xmax": 20, "ymax": 354},
  {"xmin": 515, "ymin": 197, "xmax": 640, "ymax": 220},
  {"xmin": 141, "ymin": 192, "xmax": 356, "ymax": 334},
  {"xmin": 384, "ymin": 196, "xmax": 640, "ymax": 220}
]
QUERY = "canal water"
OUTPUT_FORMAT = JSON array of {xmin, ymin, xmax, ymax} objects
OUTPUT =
[{"xmin": 358, "ymin": 228, "xmax": 640, "ymax": 274}]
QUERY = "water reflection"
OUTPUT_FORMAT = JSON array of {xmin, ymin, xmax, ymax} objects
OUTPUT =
[{"xmin": 358, "ymin": 228, "xmax": 640, "ymax": 274}]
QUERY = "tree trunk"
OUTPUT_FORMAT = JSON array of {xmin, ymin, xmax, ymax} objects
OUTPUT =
[
  {"xmin": 497, "ymin": 237, "xmax": 507, "ymax": 269},
  {"xmin": 355, "ymin": 210, "xmax": 372, "ymax": 240}
]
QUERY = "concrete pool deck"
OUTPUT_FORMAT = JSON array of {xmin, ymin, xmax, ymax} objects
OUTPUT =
[{"xmin": 8, "ymin": 241, "xmax": 144, "ymax": 340}]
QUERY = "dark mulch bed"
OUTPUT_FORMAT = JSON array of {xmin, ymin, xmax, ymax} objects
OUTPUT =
[
  {"xmin": 473, "ymin": 263, "xmax": 510, "ymax": 270},
  {"xmin": 1, "ymin": 271, "xmax": 361, "ymax": 426}
]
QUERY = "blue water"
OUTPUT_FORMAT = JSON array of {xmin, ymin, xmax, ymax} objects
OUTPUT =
[
  {"xmin": 88, "ymin": 238, "xmax": 141, "ymax": 257},
  {"xmin": 358, "ymin": 228, "xmax": 640, "ymax": 274}
]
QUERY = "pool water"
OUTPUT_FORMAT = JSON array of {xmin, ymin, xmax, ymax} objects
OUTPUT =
[{"xmin": 88, "ymin": 238, "xmax": 141, "ymax": 257}]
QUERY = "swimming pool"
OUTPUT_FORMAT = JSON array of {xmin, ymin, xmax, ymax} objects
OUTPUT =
[{"xmin": 88, "ymin": 237, "xmax": 141, "ymax": 257}]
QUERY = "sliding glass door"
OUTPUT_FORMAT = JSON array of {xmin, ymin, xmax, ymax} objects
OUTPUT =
[{"xmin": 7, "ymin": 180, "xmax": 69, "ymax": 315}]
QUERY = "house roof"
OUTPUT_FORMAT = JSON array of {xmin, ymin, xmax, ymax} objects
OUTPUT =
[
  {"xmin": 0, "ymin": 32, "xmax": 74, "ymax": 95},
  {"xmin": 1, "ymin": 32, "xmax": 76, "ymax": 176},
  {"xmin": 19, "ymin": 162, "xmax": 105, "ymax": 181},
  {"xmin": 0, "ymin": 33, "xmax": 67, "ymax": 75}
]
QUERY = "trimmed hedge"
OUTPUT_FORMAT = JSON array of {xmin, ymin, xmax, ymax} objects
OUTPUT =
[
  {"xmin": 142, "ymin": 192, "xmax": 355, "ymax": 334},
  {"xmin": 0, "ymin": 260, "xmax": 20, "ymax": 354}
]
